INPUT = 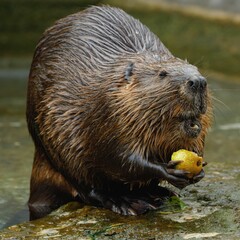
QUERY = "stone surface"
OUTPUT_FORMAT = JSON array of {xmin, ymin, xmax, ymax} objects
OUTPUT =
[{"xmin": 0, "ymin": 178, "xmax": 239, "ymax": 239}]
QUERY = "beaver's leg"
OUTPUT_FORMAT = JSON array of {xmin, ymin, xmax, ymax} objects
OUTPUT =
[{"xmin": 28, "ymin": 149, "xmax": 78, "ymax": 220}]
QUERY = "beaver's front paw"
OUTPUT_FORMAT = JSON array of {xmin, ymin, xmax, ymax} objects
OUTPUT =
[
  {"xmin": 166, "ymin": 162, "xmax": 205, "ymax": 189},
  {"xmin": 166, "ymin": 160, "xmax": 206, "ymax": 188},
  {"xmin": 165, "ymin": 162, "xmax": 191, "ymax": 189}
]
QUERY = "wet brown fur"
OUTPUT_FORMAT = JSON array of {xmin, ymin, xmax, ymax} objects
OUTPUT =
[{"xmin": 27, "ymin": 6, "xmax": 212, "ymax": 218}]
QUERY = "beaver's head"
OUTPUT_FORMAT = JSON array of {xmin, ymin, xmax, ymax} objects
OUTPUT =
[{"xmin": 110, "ymin": 54, "xmax": 212, "ymax": 162}]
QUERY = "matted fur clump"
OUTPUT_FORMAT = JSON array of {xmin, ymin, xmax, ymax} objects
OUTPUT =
[{"xmin": 27, "ymin": 6, "xmax": 212, "ymax": 219}]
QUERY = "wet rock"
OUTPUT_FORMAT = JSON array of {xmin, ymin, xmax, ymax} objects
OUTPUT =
[{"xmin": 0, "ymin": 189, "xmax": 239, "ymax": 239}]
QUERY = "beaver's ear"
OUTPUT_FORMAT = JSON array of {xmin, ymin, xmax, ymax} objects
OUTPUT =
[{"xmin": 124, "ymin": 62, "xmax": 134, "ymax": 83}]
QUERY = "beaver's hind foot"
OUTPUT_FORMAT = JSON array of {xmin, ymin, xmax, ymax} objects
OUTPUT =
[{"xmin": 84, "ymin": 185, "xmax": 176, "ymax": 215}]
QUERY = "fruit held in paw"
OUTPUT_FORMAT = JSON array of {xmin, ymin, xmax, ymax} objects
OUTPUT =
[{"xmin": 171, "ymin": 149, "xmax": 203, "ymax": 178}]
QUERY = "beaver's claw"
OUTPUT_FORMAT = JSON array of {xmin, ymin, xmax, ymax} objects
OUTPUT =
[
  {"xmin": 190, "ymin": 169, "xmax": 205, "ymax": 184},
  {"xmin": 85, "ymin": 185, "xmax": 176, "ymax": 216},
  {"xmin": 167, "ymin": 160, "xmax": 183, "ymax": 168}
]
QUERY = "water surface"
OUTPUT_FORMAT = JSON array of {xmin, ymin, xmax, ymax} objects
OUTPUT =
[{"xmin": 0, "ymin": 71, "xmax": 33, "ymax": 228}]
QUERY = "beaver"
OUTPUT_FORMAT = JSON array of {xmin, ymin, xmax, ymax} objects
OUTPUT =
[{"xmin": 27, "ymin": 6, "xmax": 212, "ymax": 219}]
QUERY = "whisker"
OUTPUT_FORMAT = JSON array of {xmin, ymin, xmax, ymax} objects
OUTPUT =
[
  {"xmin": 204, "ymin": 72, "xmax": 212, "ymax": 79},
  {"xmin": 211, "ymin": 96, "xmax": 230, "ymax": 111},
  {"xmin": 193, "ymin": 57, "xmax": 205, "ymax": 67}
]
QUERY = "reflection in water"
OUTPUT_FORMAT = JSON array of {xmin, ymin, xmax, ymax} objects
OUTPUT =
[{"xmin": 0, "ymin": 71, "xmax": 239, "ymax": 229}]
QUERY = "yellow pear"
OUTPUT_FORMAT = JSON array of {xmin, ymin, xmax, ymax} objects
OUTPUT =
[{"xmin": 171, "ymin": 149, "xmax": 203, "ymax": 178}]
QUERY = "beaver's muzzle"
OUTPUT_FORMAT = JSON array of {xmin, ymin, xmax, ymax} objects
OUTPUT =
[
  {"xmin": 180, "ymin": 76, "xmax": 207, "ymax": 138},
  {"xmin": 185, "ymin": 76, "xmax": 208, "ymax": 114},
  {"xmin": 187, "ymin": 76, "xmax": 207, "ymax": 93}
]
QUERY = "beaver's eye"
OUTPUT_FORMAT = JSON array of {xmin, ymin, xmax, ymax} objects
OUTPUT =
[{"xmin": 159, "ymin": 70, "xmax": 168, "ymax": 78}]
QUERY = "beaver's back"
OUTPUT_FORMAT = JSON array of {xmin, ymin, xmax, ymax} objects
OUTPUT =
[{"xmin": 31, "ymin": 6, "xmax": 171, "ymax": 78}]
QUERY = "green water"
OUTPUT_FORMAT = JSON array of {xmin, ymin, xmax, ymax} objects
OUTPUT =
[{"xmin": 1, "ymin": 1, "xmax": 240, "ymax": 78}]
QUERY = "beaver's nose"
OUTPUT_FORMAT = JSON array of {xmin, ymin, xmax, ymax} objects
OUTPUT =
[{"xmin": 187, "ymin": 76, "xmax": 207, "ymax": 92}]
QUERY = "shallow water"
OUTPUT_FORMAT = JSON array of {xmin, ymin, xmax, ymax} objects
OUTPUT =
[
  {"xmin": 0, "ymin": 71, "xmax": 33, "ymax": 228},
  {"xmin": 0, "ymin": 70, "xmax": 239, "ymax": 231}
]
